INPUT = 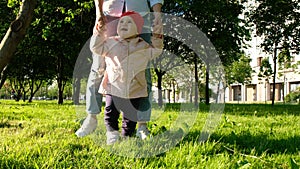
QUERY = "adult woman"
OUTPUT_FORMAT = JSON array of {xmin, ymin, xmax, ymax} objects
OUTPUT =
[{"xmin": 76, "ymin": 0, "xmax": 164, "ymax": 139}]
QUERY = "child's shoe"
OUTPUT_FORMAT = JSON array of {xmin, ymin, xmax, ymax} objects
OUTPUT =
[
  {"xmin": 106, "ymin": 130, "xmax": 120, "ymax": 145},
  {"xmin": 75, "ymin": 114, "xmax": 97, "ymax": 137}
]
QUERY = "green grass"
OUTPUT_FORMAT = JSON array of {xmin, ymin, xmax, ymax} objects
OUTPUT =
[{"xmin": 0, "ymin": 100, "xmax": 299, "ymax": 168}]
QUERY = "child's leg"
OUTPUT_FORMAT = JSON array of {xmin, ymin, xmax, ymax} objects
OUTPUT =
[
  {"xmin": 105, "ymin": 95, "xmax": 121, "ymax": 145},
  {"xmin": 122, "ymin": 116, "xmax": 137, "ymax": 137},
  {"xmin": 104, "ymin": 94, "xmax": 120, "ymax": 132},
  {"xmin": 116, "ymin": 97, "xmax": 139, "ymax": 137}
]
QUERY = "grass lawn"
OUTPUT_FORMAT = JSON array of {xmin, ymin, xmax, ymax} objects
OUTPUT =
[{"xmin": 0, "ymin": 100, "xmax": 299, "ymax": 168}]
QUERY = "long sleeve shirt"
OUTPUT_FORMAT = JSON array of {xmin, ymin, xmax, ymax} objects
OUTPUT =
[{"xmin": 102, "ymin": 0, "xmax": 164, "ymax": 17}]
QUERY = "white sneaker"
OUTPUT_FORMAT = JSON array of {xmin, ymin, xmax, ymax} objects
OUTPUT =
[
  {"xmin": 75, "ymin": 115, "xmax": 97, "ymax": 137},
  {"xmin": 136, "ymin": 125, "xmax": 150, "ymax": 140},
  {"xmin": 106, "ymin": 130, "xmax": 120, "ymax": 145}
]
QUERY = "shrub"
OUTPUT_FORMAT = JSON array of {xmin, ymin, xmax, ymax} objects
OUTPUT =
[{"xmin": 285, "ymin": 87, "xmax": 300, "ymax": 103}]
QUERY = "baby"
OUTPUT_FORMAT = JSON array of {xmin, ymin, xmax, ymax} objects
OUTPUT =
[{"xmin": 90, "ymin": 11, "xmax": 163, "ymax": 144}]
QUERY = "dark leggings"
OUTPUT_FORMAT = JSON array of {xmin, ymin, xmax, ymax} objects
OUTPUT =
[{"xmin": 104, "ymin": 95, "xmax": 145, "ymax": 137}]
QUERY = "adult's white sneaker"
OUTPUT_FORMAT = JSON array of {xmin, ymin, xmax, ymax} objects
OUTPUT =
[
  {"xmin": 75, "ymin": 114, "xmax": 98, "ymax": 137},
  {"xmin": 136, "ymin": 125, "xmax": 150, "ymax": 140}
]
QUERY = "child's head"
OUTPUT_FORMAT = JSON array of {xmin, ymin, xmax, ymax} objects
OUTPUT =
[{"xmin": 117, "ymin": 11, "xmax": 144, "ymax": 39}]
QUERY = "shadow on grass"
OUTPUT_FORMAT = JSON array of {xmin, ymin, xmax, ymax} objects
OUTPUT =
[
  {"xmin": 0, "ymin": 120, "xmax": 10, "ymax": 128},
  {"xmin": 0, "ymin": 99, "xmax": 76, "ymax": 106},
  {"xmin": 0, "ymin": 158, "xmax": 36, "ymax": 169},
  {"xmin": 0, "ymin": 119, "xmax": 23, "ymax": 129},
  {"xmin": 154, "ymin": 103, "xmax": 300, "ymax": 116},
  {"xmin": 224, "ymin": 103, "xmax": 300, "ymax": 116},
  {"xmin": 183, "ymin": 130, "xmax": 300, "ymax": 155}
]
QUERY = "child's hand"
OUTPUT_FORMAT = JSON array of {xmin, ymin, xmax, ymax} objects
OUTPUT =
[
  {"xmin": 96, "ymin": 18, "xmax": 106, "ymax": 31},
  {"xmin": 100, "ymin": 80, "xmax": 107, "ymax": 90},
  {"xmin": 99, "ymin": 78, "xmax": 107, "ymax": 95}
]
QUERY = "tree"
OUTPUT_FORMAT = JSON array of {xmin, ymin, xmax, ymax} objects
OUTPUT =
[
  {"xmin": 0, "ymin": 0, "xmax": 37, "ymax": 80},
  {"xmin": 226, "ymin": 54, "xmax": 253, "ymax": 86},
  {"xmin": 73, "ymin": 39, "xmax": 93, "ymax": 105},
  {"xmin": 151, "ymin": 36, "xmax": 188, "ymax": 107},
  {"xmin": 250, "ymin": 0, "xmax": 300, "ymax": 106},
  {"xmin": 165, "ymin": 0, "xmax": 250, "ymax": 105},
  {"xmin": 277, "ymin": 49, "xmax": 293, "ymax": 102},
  {"xmin": 33, "ymin": 0, "xmax": 94, "ymax": 104},
  {"xmin": 258, "ymin": 58, "xmax": 273, "ymax": 80},
  {"xmin": 4, "ymin": 35, "xmax": 55, "ymax": 102},
  {"xmin": 258, "ymin": 57, "xmax": 273, "ymax": 103},
  {"xmin": 0, "ymin": 1, "xmax": 15, "ymax": 89},
  {"xmin": 1, "ymin": 0, "xmax": 95, "ymax": 103}
]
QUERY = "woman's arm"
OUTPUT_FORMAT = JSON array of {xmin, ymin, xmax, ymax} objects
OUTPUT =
[
  {"xmin": 95, "ymin": 0, "xmax": 104, "ymax": 21},
  {"xmin": 150, "ymin": 1, "xmax": 163, "ymax": 27}
]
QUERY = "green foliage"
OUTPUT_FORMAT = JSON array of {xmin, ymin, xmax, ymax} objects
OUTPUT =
[
  {"xmin": 278, "ymin": 48, "xmax": 293, "ymax": 77},
  {"xmin": 0, "ymin": 1, "xmax": 15, "ymax": 39},
  {"xmin": 285, "ymin": 87, "xmax": 300, "ymax": 103},
  {"xmin": 258, "ymin": 57, "xmax": 273, "ymax": 80},
  {"xmin": 250, "ymin": 0, "xmax": 300, "ymax": 53},
  {"xmin": 226, "ymin": 54, "xmax": 253, "ymax": 85},
  {"xmin": 278, "ymin": 49, "xmax": 291, "ymax": 67},
  {"xmin": 7, "ymin": 0, "xmax": 19, "ymax": 8},
  {"xmin": 164, "ymin": 0, "xmax": 251, "ymax": 66},
  {"xmin": 249, "ymin": 0, "xmax": 299, "ymax": 106},
  {"xmin": 1, "ymin": 0, "xmax": 95, "ymax": 102},
  {"xmin": 277, "ymin": 49, "xmax": 300, "ymax": 77}
]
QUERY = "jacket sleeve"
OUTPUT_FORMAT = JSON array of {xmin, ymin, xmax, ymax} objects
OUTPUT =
[
  {"xmin": 90, "ymin": 26, "xmax": 107, "ymax": 56},
  {"xmin": 90, "ymin": 28, "xmax": 107, "ymax": 77}
]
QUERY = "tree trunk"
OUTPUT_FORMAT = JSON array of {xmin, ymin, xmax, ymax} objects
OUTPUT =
[
  {"xmin": 189, "ymin": 82, "xmax": 193, "ymax": 103},
  {"xmin": 205, "ymin": 64, "xmax": 210, "ymax": 105},
  {"xmin": 194, "ymin": 59, "xmax": 199, "ymax": 108},
  {"xmin": 0, "ymin": 68, "xmax": 8, "ymax": 89},
  {"xmin": 0, "ymin": 0, "xmax": 37, "ymax": 77},
  {"xmin": 73, "ymin": 77, "xmax": 81, "ymax": 105},
  {"xmin": 21, "ymin": 88, "xmax": 26, "ymax": 102},
  {"xmin": 156, "ymin": 70, "xmax": 163, "ymax": 107},
  {"xmin": 272, "ymin": 43, "xmax": 278, "ymax": 106},
  {"xmin": 28, "ymin": 81, "xmax": 43, "ymax": 102},
  {"xmin": 57, "ymin": 78, "xmax": 64, "ymax": 104},
  {"xmin": 57, "ymin": 54, "xmax": 64, "ymax": 104},
  {"xmin": 172, "ymin": 80, "xmax": 176, "ymax": 103}
]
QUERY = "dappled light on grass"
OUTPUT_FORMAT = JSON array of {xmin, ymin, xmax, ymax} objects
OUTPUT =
[
  {"xmin": 84, "ymin": 105, "xmax": 199, "ymax": 158},
  {"xmin": 0, "ymin": 101, "xmax": 299, "ymax": 168}
]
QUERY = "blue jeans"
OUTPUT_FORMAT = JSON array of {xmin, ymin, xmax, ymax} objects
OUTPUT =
[
  {"xmin": 138, "ymin": 33, "xmax": 152, "ymax": 122},
  {"xmin": 86, "ymin": 70, "xmax": 102, "ymax": 114}
]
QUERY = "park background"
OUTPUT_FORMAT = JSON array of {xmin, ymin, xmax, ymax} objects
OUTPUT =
[{"xmin": 0, "ymin": 0, "xmax": 300, "ymax": 168}]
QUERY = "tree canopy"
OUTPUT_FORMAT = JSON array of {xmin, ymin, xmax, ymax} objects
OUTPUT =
[{"xmin": 2, "ymin": 0, "xmax": 299, "ymax": 105}]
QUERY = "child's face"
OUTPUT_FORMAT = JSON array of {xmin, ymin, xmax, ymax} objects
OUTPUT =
[{"xmin": 117, "ymin": 16, "xmax": 138, "ymax": 39}]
